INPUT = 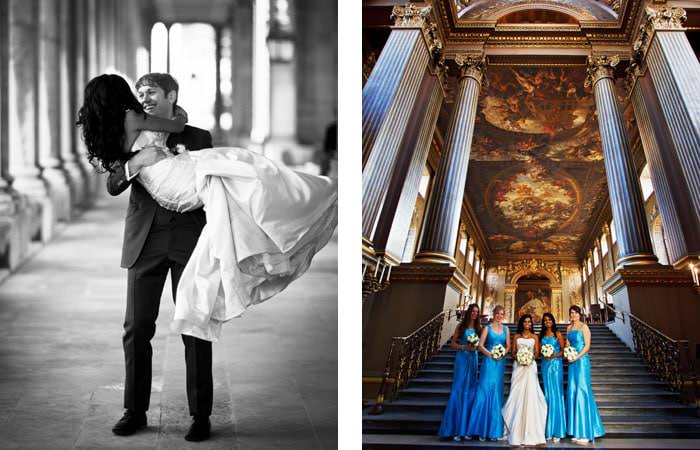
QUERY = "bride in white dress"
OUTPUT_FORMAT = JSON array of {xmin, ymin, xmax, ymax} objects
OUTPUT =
[
  {"xmin": 78, "ymin": 74, "xmax": 337, "ymax": 342},
  {"xmin": 502, "ymin": 314, "xmax": 547, "ymax": 446}
]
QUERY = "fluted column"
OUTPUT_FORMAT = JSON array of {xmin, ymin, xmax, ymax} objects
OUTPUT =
[
  {"xmin": 587, "ymin": 55, "xmax": 657, "ymax": 269},
  {"xmin": 38, "ymin": 0, "xmax": 72, "ymax": 221},
  {"xmin": 639, "ymin": 7, "xmax": 700, "ymax": 226},
  {"xmin": 415, "ymin": 54, "xmax": 485, "ymax": 265},
  {"xmin": 361, "ymin": 4, "xmax": 443, "ymax": 259},
  {"xmin": 603, "ymin": 224, "xmax": 615, "ymax": 277}
]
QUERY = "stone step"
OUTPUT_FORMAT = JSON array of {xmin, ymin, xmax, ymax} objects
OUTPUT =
[
  {"xmin": 398, "ymin": 386, "xmax": 678, "ymax": 402},
  {"xmin": 379, "ymin": 399, "xmax": 696, "ymax": 417},
  {"xmin": 416, "ymin": 367, "xmax": 654, "ymax": 378},
  {"xmin": 424, "ymin": 360, "xmax": 648, "ymax": 370},
  {"xmin": 408, "ymin": 376, "xmax": 662, "ymax": 389}
]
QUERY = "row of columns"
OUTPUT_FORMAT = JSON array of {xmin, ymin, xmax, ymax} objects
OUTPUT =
[
  {"xmin": 363, "ymin": 5, "xmax": 700, "ymax": 295},
  {"xmin": 1, "ymin": 0, "xmax": 149, "ymax": 269}
]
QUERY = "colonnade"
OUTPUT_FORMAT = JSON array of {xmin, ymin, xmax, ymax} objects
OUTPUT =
[{"xmin": 0, "ymin": 0, "xmax": 149, "ymax": 270}]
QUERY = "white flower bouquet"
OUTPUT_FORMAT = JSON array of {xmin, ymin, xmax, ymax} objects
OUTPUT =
[
  {"xmin": 564, "ymin": 346, "xmax": 579, "ymax": 362},
  {"xmin": 466, "ymin": 333, "xmax": 480, "ymax": 347},
  {"xmin": 491, "ymin": 344, "xmax": 506, "ymax": 360},
  {"xmin": 516, "ymin": 345, "xmax": 534, "ymax": 366},
  {"xmin": 541, "ymin": 344, "xmax": 555, "ymax": 358}
]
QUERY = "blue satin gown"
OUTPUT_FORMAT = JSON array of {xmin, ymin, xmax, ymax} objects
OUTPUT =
[
  {"xmin": 438, "ymin": 329, "xmax": 479, "ymax": 437},
  {"xmin": 566, "ymin": 329, "xmax": 605, "ymax": 440},
  {"xmin": 465, "ymin": 325, "xmax": 507, "ymax": 439},
  {"xmin": 541, "ymin": 335, "xmax": 566, "ymax": 439}
]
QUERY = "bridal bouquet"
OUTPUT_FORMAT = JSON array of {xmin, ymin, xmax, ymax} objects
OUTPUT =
[
  {"xmin": 491, "ymin": 344, "xmax": 506, "ymax": 360},
  {"xmin": 564, "ymin": 346, "xmax": 579, "ymax": 362},
  {"xmin": 516, "ymin": 345, "xmax": 534, "ymax": 366},
  {"xmin": 466, "ymin": 333, "xmax": 480, "ymax": 347},
  {"xmin": 541, "ymin": 344, "xmax": 555, "ymax": 358}
]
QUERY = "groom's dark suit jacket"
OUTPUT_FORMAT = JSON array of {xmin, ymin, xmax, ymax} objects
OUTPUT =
[{"xmin": 107, "ymin": 125, "xmax": 212, "ymax": 268}]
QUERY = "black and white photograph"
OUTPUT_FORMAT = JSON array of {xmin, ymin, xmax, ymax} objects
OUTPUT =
[{"xmin": 0, "ymin": 0, "xmax": 338, "ymax": 448}]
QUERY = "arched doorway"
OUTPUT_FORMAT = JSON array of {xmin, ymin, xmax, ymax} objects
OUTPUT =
[{"xmin": 514, "ymin": 274, "xmax": 552, "ymax": 323}]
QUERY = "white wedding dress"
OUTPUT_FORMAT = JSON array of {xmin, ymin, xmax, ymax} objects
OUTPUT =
[
  {"xmin": 501, "ymin": 337, "xmax": 548, "ymax": 446},
  {"xmin": 132, "ymin": 131, "xmax": 338, "ymax": 341}
]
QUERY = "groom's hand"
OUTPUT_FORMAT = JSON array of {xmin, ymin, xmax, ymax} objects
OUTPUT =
[{"xmin": 129, "ymin": 145, "xmax": 168, "ymax": 173}]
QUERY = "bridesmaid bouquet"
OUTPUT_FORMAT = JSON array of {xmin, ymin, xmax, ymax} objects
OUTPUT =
[
  {"xmin": 466, "ymin": 334, "xmax": 480, "ymax": 346},
  {"xmin": 564, "ymin": 346, "xmax": 579, "ymax": 362},
  {"xmin": 541, "ymin": 344, "xmax": 555, "ymax": 358},
  {"xmin": 491, "ymin": 344, "xmax": 506, "ymax": 360},
  {"xmin": 516, "ymin": 345, "xmax": 534, "ymax": 366}
]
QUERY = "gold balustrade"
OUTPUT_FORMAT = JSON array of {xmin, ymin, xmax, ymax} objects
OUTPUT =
[{"xmin": 368, "ymin": 311, "xmax": 447, "ymax": 414}]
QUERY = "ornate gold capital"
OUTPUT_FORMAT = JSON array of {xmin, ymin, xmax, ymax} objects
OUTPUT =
[
  {"xmin": 391, "ymin": 4, "xmax": 432, "ymax": 28},
  {"xmin": 585, "ymin": 54, "xmax": 619, "ymax": 88},
  {"xmin": 644, "ymin": 6, "xmax": 687, "ymax": 32},
  {"xmin": 455, "ymin": 53, "xmax": 486, "ymax": 84},
  {"xmin": 629, "ymin": 6, "xmax": 686, "ymax": 79}
]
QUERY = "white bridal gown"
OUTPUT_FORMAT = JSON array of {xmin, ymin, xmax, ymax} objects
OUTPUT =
[
  {"xmin": 133, "ymin": 131, "xmax": 338, "ymax": 341},
  {"xmin": 501, "ymin": 337, "xmax": 548, "ymax": 446}
]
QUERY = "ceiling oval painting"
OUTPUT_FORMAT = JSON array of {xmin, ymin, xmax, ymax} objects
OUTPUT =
[
  {"xmin": 488, "ymin": 162, "xmax": 579, "ymax": 240},
  {"xmin": 466, "ymin": 66, "xmax": 608, "ymax": 256}
]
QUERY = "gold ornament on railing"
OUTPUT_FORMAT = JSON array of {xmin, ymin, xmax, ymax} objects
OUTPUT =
[
  {"xmin": 628, "ymin": 313, "xmax": 699, "ymax": 404},
  {"xmin": 369, "ymin": 311, "xmax": 447, "ymax": 414}
]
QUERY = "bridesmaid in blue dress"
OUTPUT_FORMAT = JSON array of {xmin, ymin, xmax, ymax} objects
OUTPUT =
[
  {"xmin": 465, "ymin": 304, "xmax": 510, "ymax": 441},
  {"xmin": 539, "ymin": 312, "xmax": 566, "ymax": 442},
  {"xmin": 566, "ymin": 305, "xmax": 605, "ymax": 444},
  {"xmin": 438, "ymin": 304, "xmax": 481, "ymax": 441}
]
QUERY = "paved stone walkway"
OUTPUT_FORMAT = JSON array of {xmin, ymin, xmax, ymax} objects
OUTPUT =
[{"xmin": 0, "ymin": 191, "xmax": 337, "ymax": 449}]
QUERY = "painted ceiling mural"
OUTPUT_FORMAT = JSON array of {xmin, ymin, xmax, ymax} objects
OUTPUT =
[
  {"xmin": 453, "ymin": 0, "xmax": 619, "ymax": 21},
  {"xmin": 466, "ymin": 66, "xmax": 608, "ymax": 256}
]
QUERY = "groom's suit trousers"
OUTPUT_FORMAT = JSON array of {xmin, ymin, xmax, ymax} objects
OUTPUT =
[{"xmin": 123, "ymin": 204, "xmax": 213, "ymax": 416}]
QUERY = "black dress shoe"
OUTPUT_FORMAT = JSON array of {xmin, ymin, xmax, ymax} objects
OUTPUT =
[
  {"xmin": 185, "ymin": 415, "xmax": 211, "ymax": 442},
  {"xmin": 112, "ymin": 409, "xmax": 147, "ymax": 436}
]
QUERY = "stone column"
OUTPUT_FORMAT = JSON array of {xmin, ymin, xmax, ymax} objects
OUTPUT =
[
  {"xmin": 231, "ymin": 0, "xmax": 254, "ymax": 145},
  {"xmin": 361, "ymin": 4, "xmax": 443, "ymax": 261},
  {"xmin": 38, "ymin": 0, "xmax": 72, "ymax": 221},
  {"xmin": 416, "ymin": 54, "xmax": 485, "ymax": 265},
  {"xmin": 59, "ymin": 0, "xmax": 87, "ymax": 210},
  {"xmin": 9, "ymin": 0, "xmax": 57, "ymax": 242},
  {"xmin": 0, "ymin": 0, "xmax": 31, "ymax": 269},
  {"xmin": 633, "ymin": 7, "xmax": 700, "ymax": 231},
  {"xmin": 603, "ymin": 223, "xmax": 615, "ymax": 277},
  {"xmin": 587, "ymin": 54, "xmax": 657, "ymax": 269}
]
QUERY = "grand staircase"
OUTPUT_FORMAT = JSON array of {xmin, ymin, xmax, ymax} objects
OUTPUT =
[{"xmin": 363, "ymin": 324, "xmax": 700, "ymax": 441}]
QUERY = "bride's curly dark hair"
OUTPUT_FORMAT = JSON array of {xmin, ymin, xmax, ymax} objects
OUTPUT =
[{"xmin": 76, "ymin": 74, "xmax": 144, "ymax": 172}]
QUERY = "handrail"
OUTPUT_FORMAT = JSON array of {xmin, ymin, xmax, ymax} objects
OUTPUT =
[
  {"xmin": 627, "ymin": 312, "xmax": 699, "ymax": 404},
  {"xmin": 369, "ymin": 311, "xmax": 447, "ymax": 414}
]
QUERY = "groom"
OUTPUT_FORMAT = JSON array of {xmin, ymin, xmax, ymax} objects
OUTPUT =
[{"xmin": 106, "ymin": 73, "xmax": 213, "ymax": 441}]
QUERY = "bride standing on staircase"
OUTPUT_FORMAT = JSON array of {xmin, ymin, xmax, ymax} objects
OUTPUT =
[{"xmin": 501, "ymin": 314, "xmax": 547, "ymax": 446}]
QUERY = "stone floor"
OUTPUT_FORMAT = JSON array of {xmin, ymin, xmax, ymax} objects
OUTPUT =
[{"xmin": 0, "ymin": 191, "xmax": 338, "ymax": 449}]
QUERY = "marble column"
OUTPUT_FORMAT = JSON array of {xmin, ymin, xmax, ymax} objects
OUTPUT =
[
  {"xmin": 633, "ymin": 7, "xmax": 700, "ymax": 230},
  {"xmin": 38, "ymin": 0, "xmax": 72, "ymax": 221},
  {"xmin": 603, "ymin": 224, "xmax": 615, "ymax": 277},
  {"xmin": 362, "ymin": 5, "xmax": 436, "ymax": 167},
  {"xmin": 415, "ymin": 54, "xmax": 485, "ymax": 265},
  {"xmin": 231, "ymin": 0, "xmax": 254, "ymax": 145},
  {"xmin": 9, "ymin": 0, "xmax": 57, "ymax": 242},
  {"xmin": 366, "ymin": 68, "xmax": 445, "ymax": 262},
  {"xmin": 361, "ymin": 4, "xmax": 442, "ymax": 259},
  {"xmin": 587, "ymin": 54, "xmax": 657, "ymax": 269}
]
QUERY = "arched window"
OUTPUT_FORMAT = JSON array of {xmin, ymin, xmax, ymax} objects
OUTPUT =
[
  {"xmin": 640, "ymin": 164, "xmax": 654, "ymax": 201},
  {"xmin": 601, "ymin": 233, "xmax": 609, "ymax": 256}
]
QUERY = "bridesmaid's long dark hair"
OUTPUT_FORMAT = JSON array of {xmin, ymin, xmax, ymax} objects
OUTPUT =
[
  {"xmin": 457, "ymin": 303, "xmax": 481, "ymax": 337},
  {"xmin": 77, "ymin": 74, "xmax": 144, "ymax": 173},
  {"xmin": 516, "ymin": 313, "xmax": 533, "ymax": 335},
  {"xmin": 539, "ymin": 312, "xmax": 559, "ymax": 342}
]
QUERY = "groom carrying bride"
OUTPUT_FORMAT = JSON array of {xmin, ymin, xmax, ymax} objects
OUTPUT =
[{"xmin": 107, "ymin": 73, "xmax": 213, "ymax": 442}]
